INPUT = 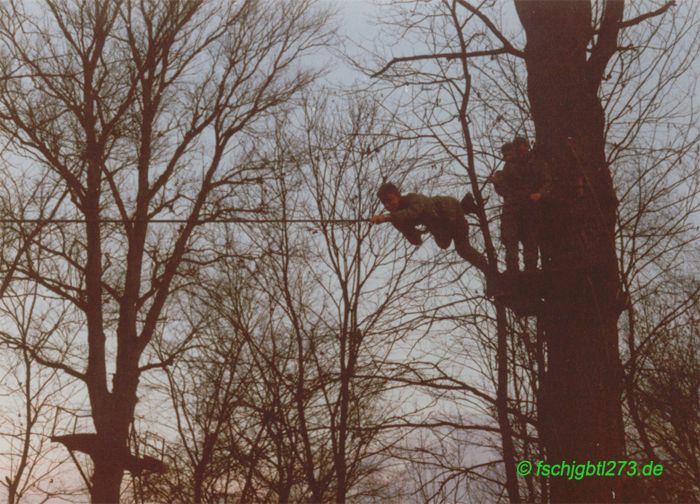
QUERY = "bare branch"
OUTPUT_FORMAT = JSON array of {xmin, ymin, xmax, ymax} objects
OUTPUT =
[
  {"xmin": 454, "ymin": 0, "xmax": 524, "ymax": 57},
  {"xmin": 618, "ymin": 1, "xmax": 675, "ymax": 29},
  {"xmin": 371, "ymin": 48, "xmax": 515, "ymax": 78},
  {"xmin": 0, "ymin": 336, "xmax": 85, "ymax": 381},
  {"xmin": 588, "ymin": 0, "xmax": 625, "ymax": 86}
]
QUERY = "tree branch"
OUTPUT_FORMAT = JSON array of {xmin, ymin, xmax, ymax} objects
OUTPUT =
[
  {"xmin": 371, "ymin": 48, "xmax": 514, "ymax": 78},
  {"xmin": 0, "ymin": 336, "xmax": 86, "ymax": 381},
  {"xmin": 454, "ymin": 0, "xmax": 524, "ymax": 57},
  {"xmin": 618, "ymin": 1, "xmax": 675, "ymax": 29},
  {"xmin": 588, "ymin": 0, "xmax": 625, "ymax": 88}
]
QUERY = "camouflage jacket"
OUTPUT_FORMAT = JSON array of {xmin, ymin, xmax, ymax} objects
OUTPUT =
[
  {"xmin": 493, "ymin": 155, "xmax": 552, "ymax": 208},
  {"xmin": 388, "ymin": 193, "xmax": 465, "ymax": 245}
]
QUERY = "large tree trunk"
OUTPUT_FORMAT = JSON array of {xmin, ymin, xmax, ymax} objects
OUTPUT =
[
  {"xmin": 87, "ymin": 360, "xmax": 139, "ymax": 503},
  {"xmin": 515, "ymin": 2, "xmax": 626, "ymax": 502},
  {"xmin": 91, "ymin": 456, "xmax": 124, "ymax": 503}
]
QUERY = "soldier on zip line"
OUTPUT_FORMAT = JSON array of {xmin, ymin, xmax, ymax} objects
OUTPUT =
[{"xmin": 369, "ymin": 182, "xmax": 488, "ymax": 272}]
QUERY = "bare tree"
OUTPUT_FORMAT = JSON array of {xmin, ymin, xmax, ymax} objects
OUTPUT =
[
  {"xmin": 0, "ymin": 283, "xmax": 82, "ymax": 504},
  {"xmin": 0, "ymin": 1, "xmax": 696, "ymax": 502},
  {"xmin": 367, "ymin": 0, "xmax": 697, "ymax": 502},
  {"xmin": 0, "ymin": 0, "xmax": 331, "ymax": 500},
  {"xmin": 134, "ymin": 90, "xmax": 450, "ymax": 503}
]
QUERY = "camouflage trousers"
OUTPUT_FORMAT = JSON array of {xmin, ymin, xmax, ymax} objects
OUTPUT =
[
  {"xmin": 428, "ymin": 197, "xmax": 487, "ymax": 271},
  {"xmin": 501, "ymin": 205, "xmax": 539, "ymax": 273}
]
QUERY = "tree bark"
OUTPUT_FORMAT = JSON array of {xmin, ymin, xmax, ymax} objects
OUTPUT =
[
  {"xmin": 90, "ymin": 456, "xmax": 124, "ymax": 503},
  {"xmin": 88, "ymin": 366, "xmax": 138, "ymax": 503},
  {"xmin": 514, "ymin": 1, "xmax": 626, "ymax": 502}
]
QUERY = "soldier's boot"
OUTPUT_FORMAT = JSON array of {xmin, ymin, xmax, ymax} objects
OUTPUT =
[{"xmin": 460, "ymin": 193, "xmax": 478, "ymax": 215}]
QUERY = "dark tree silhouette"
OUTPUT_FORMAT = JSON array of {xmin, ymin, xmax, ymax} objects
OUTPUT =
[
  {"xmin": 373, "ymin": 1, "xmax": 679, "ymax": 501},
  {"xmin": 511, "ymin": 2, "xmax": 675, "ymax": 501},
  {"xmin": 0, "ymin": 1, "xmax": 330, "ymax": 501}
]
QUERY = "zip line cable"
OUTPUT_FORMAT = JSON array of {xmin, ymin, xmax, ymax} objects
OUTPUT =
[{"xmin": 0, "ymin": 217, "xmax": 370, "ymax": 225}]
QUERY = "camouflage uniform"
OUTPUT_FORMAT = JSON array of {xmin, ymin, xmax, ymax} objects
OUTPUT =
[
  {"xmin": 493, "ymin": 154, "xmax": 552, "ymax": 273},
  {"xmin": 389, "ymin": 193, "xmax": 487, "ymax": 271}
]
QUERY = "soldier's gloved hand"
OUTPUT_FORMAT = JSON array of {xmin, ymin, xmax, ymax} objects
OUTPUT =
[
  {"xmin": 529, "ymin": 192, "xmax": 542, "ymax": 202},
  {"xmin": 370, "ymin": 214, "xmax": 389, "ymax": 224}
]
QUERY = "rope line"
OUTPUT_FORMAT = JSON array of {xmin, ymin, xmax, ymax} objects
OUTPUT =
[{"xmin": 0, "ymin": 217, "xmax": 370, "ymax": 225}]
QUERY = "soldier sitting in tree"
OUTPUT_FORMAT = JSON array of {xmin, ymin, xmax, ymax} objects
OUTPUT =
[{"xmin": 369, "ymin": 183, "xmax": 487, "ymax": 272}]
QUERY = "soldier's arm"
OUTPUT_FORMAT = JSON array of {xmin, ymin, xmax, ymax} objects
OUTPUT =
[
  {"xmin": 370, "ymin": 214, "xmax": 390, "ymax": 224},
  {"xmin": 370, "ymin": 214, "xmax": 423, "ymax": 245},
  {"xmin": 493, "ymin": 168, "xmax": 518, "ymax": 199},
  {"xmin": 394, "ymin": 223, "xmax": 423, "ymax": 246},
  {"xmin": 488, "ymin": 170, "xmax": 507, "ymax": 197},
  {"xmin": 387, "ymin": 195, "xmax": 424, "ymax": 227}
]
